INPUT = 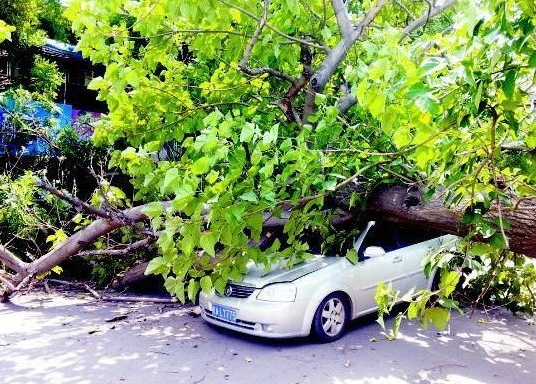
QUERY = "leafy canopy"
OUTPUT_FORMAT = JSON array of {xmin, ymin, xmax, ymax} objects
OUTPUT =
[{"xmin": 66, "ymin": 0, "xmax": 536, "ymax": 304}]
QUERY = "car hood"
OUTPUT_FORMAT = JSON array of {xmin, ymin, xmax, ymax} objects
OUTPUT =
[{"xmin": 242, "ymin": 256, "xmax": 343, "ymax": 288}]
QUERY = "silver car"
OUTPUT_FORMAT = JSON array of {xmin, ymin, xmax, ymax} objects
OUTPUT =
[{"xmin": 199, "ymin": 221, "xmax": 458, "ymax": 342}]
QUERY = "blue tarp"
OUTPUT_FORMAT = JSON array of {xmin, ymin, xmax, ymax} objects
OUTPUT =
[{"xmin": 0, "ymin": 101, "xmax": 73, "ymax": 156}]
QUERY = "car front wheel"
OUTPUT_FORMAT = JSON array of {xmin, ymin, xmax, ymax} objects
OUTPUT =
[{"xmin": 312, "ymin": 293, "xmax": 349, "ymax": 342}]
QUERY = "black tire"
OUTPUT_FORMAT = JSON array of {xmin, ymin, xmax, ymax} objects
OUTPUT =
[{"xmin": 312, "ymin": 293, "xmax": 350, "ymax": 343}]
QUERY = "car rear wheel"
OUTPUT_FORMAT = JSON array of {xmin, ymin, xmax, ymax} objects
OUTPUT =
[{"xmin": 312, "ymin": 293, "xmax": 349, "ymax": 342}]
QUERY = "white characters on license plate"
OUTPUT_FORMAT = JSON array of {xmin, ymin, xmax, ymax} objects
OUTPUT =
[{"xmin": 212, "ymin": 304, "xmax": 237, "ymax": 323}]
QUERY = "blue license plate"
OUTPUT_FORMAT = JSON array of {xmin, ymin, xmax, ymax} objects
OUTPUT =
[{"xmin": 212, "ymin": 304, "xmax": 237, "ymax": 323}]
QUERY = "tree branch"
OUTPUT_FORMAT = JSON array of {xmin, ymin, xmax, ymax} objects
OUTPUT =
[
  {"xmin": 399, "ymin": 0, "xmax": 458, "ymax": 42},
  {"xmin": 0, "ymin": 271, "xmax": 16, "ymax": 292},
  {"xmin": 77, "ymin": 237, "xmax": 156, "ymax": 258},
  {"xmin": 310, "ymin": 0, "xmax": 389, "ymax": 92},
  {"xmin": 366, "ymin": 184, "xmax": 536, "ymax": 258},
  {"xmin": 331, "ymin": 0, "xmax": 352, "ymax": 38},
  {"xmin": 217, "ymin": 0, "xmax": 323, "ymax": 49},
  {"xmin": 0, "ymin": 244, "xmax": 27, "ymax": 273},
  {"xmin": 393, "ymin": 0, "xmax": 417, "ymax": 21},
  {"xmin": 35, "ymin": 178, "xmax": 112, "ymax": 220},
  {"xmin": 238, "ymin": 0, "xmax": 297, "ymax": 84},
  {"xmin": 337, "ymin": 93, "xmax": 357, "ymax": 114},
  {"xmin": 25, "ymin": 202, "xmax": 168, "ymax": 279},
  {"xmin": 276, "ymin": 43, "xmax": 315, "ymax": 123}
]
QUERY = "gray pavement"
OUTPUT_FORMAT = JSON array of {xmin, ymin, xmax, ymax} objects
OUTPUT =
[{"xmin": 0, "ymin": 289, "xmax": 534, "ymax": 384}]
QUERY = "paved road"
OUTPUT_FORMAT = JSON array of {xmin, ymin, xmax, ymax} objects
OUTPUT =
[{"xmin": 0, "ymin": 290, "xmax": 534, "ymax": 384}]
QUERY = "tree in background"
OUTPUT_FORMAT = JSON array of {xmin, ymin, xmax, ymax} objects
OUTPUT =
[{"xmin": 0, "ymin": 0, "xmax": 73, "ymax": 95}]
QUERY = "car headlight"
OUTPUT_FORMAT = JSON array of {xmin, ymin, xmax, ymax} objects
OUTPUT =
[{"xmin": 256, "ymin": 283, "xmax": 297, "ymax": 302}]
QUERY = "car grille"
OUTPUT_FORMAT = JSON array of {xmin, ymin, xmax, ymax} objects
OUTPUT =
[{"xmin": 219, "ymin": 283, "xmax": 256, "ymax": 298}]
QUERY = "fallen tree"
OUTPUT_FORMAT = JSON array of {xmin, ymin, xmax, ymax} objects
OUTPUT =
[{"xmin": 1, "ymin": 178, "xmax": 535, "ymax": 302}]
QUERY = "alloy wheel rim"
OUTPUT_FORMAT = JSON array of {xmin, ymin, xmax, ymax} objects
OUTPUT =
[{"xmin": 321, "ymin": 298, "xmax": 345, "ymax": 336}]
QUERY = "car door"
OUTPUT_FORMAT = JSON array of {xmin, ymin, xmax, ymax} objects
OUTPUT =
[
  {"xmin": 350, "ymin": 222, "xmax": 414, "ymax": 313},
  {"xmin": 388, "ymin": 226, "xmax": 450, "ymax": 294},
  {"xmin": 391, "ymin": 237, "xmax": 438, "ymax": 295}
]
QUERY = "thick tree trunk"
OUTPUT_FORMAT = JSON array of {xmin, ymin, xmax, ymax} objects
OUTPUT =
[{"xmin": 366, "ymin": 185, "xmax": 536, "ymax": 258}]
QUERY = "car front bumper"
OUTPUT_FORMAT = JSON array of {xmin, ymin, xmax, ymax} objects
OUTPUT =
[{"xmin": 199, "ymin": 292, "xmax": 311, "ymax": 339}]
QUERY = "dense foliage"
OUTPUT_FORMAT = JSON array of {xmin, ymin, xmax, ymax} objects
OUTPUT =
[{"xmin": 61, "ymin": 0, "xmax": 536, "ymax": 315}]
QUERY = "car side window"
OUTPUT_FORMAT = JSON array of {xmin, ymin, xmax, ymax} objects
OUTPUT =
[
  {"xmin": 395, "ymin": 226, "xmax": 442, "ymax": 247},
  {"xmin": 357, "ymin": 223, "xmax": 399, "ymax": 260}
]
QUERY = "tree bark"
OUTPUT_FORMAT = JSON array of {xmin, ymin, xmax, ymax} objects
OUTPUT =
[
  {"xmin": 365, "ymin": 185, "xmax": 536, "ymax": 258},
  {"xmin": 111, "ymin": 261, "xmax": 150, "ymax": 290},
  {"xmin": 0, "ymin": 202, "xmax": 168, "ymax": 300}
]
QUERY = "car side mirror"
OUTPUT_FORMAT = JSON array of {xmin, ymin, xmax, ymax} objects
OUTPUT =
[{"xmin": 364, "ymin": 246, "xmax": 386, "ymax": 258}]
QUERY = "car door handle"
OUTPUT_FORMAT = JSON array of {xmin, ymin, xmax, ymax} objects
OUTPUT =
[{"xmin": 392, "ymin": 256, "xmax": 402, "ymax": 263}]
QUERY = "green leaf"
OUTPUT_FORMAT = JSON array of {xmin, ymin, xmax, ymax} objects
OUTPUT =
[
  {"xmin": 346, "ymin": 248, "xmax": 358, "ymax": 264},
  {"xmin": 246, "ymin": 212, "xmax": 263, "ymax": 240},
  {"xmin": 200, "ymin": 275, "xmax": 212, "ymax": 293},
  {"xmin": 262, "ymin": 123, "xmax": 279, "ymax": 147},
  {"xmin": 390, "ymin": 312, "xmax": 404, "ymax": 339},
  {"xmin": 502, "ymin": 70, "xmax": 517, "ymax": 99},
  {"xmin": 187, "ymin": 279, "xmax": 200, "ymax": 301},
  {"xmin": 407, "ymin": 301, "xmax": 420, "ymax": 319},
  {"xmin": 470, "ymin": 242, "xmax": 493, "ymax": 256},
  {"xmin": 199, "ymin": 231, "xmax": 218, "ymax": 256},
  {"xmin": 375, "ymin": 283, "xmax": 392, "ymax": 315},
  {"xmin": 239, "ymin": 190, "xmax": 258, "ymax": 203},
  {"xmin": 0, "ymin": 21, "xmax": 15, "ymax": 42},
  {"xmin": 406, "ymin": 82, "xmax": 428, "ymax": 99},
  {"xmin": 191, "ymin": 157, "xmax": 210, "ymax": 175},
  {"xmin": 439, "ymin": 271, "xmax": 460, "ymax": 297},
  {"xmin": 162, "ymin": 168, "xmax": 180, "ymax": 195},
  {"xmin": 407, "ymin": 82, "xmax": 441, "ymax": 114},
  {"xmin": 240, "ymin": 122, "xmax": 255, "ymax": 143},
  {"xmin": 423, "ymin": 307, "xmax": 450, "ymax": 330},
  {"xmin": 145, "ymin": 256, "xmax": 169, "ymax": 275},
  {"xmin": 376, "ymin": 315, "xmax": 386, "ymax": 331},
  {"xmin": 369, "ymin": 94, "xmax": 385, "ymax": 118},
  {"xmin": 438, "ymin": 297, "xmax": 459, "ymax": 309},
  {"xmin": 203, "ymin": 109, "xmax": 224, "ymax": 127},
  {"xmin": 529, "ymin": 51, "xmax": 536, "ymax": 67},
  {"xmin": 416, "ymin": 94, "xmax": 441, "ymax": 115},
  {"xmin": 164, "ymin": 277, "xmax": 186, "ymax": 303},
  {"xmin": 489, "ymin": 232, "xmax": 508, "ymax": 249},
  {"xmin": 413, "ymin": 145, "xmax": 436, "ymax": 168},
  {"xmin": 214, "ymin": 277, "xmax": 227, "ymax": 295},
  {"xmin": 141, "ymin": 202, "xmax": 164, "ymax": 219}
]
